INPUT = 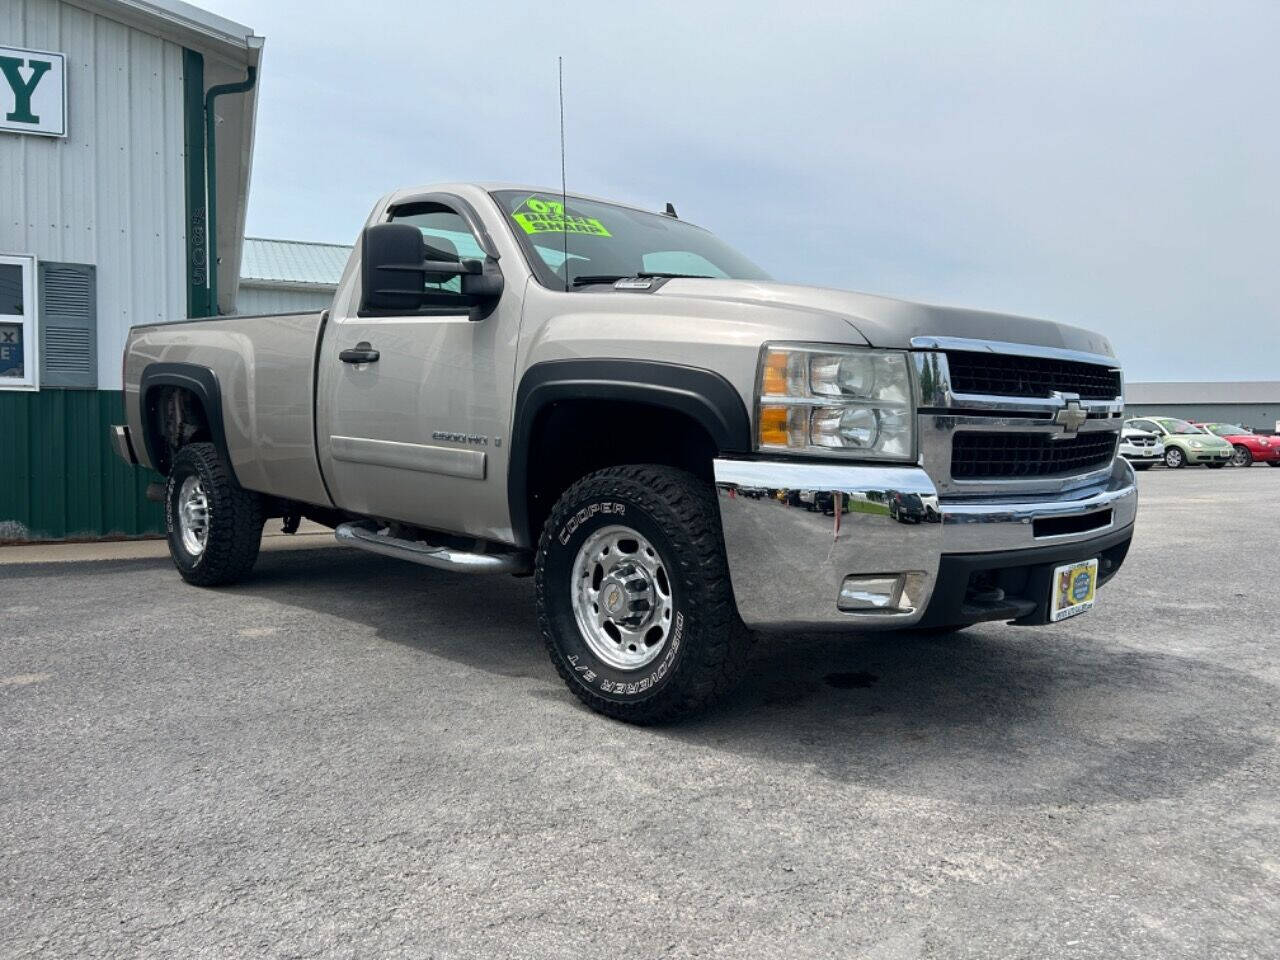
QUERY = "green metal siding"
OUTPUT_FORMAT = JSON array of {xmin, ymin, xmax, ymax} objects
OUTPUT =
[{"xmin": 0, "ymin": 389, "xmax": 163, "ymax": 541}]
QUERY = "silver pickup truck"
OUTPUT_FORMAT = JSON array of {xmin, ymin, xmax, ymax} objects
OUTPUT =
[{"xmin": 113, "ymin": 182, "xmax": 1137, "ymax": 723}]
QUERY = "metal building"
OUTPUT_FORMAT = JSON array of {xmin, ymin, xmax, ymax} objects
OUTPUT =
[
  {"xmin": 1125, "ymin": 382, "xmax": 1280, "ymax": 434},
  {"xmin": 1, "ymin": 0, "xmax": 261, "ymax": 540},
  {"xmin": 236, "ymin": 237, "xmax": 350, "ymax": 315}
]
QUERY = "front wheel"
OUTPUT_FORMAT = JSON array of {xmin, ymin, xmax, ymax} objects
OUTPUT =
[
  {"xmin": 1165, "ymin": 447, "xmax": 1185, "ymax": 469},
  {"xmin": 165, "ymin": 442, "xmax": 265, "ymax": 586},
  {"xmin": 1232, "ymin": 445, "xmax": 1253, "ymax": 467},
  {"xmin": 1131, "ymin": 461, "xmax": 1155, "ymax": 471},
  {"xmin": 535, "ymin": 465, "xmax": 751, "ymax": 724}
]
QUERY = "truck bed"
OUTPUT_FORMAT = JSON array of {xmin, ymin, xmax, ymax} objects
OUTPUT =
[{"xmin": 123, "ymin": 311, "xmax": 332, "ymax": 508}]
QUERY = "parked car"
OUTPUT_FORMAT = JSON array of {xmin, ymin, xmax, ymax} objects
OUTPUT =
[
  {"xmin": 1194, "ymin": 423, "xmax": 1280, "ymax": 468},
  {"xmin": 110, "ymin": 181, "xmax": 1136, "ymax": 723},
  {"xmin": 1126, "ymin": 417, "xmax": 1232, "ymax": 468},
  {"xmin": 1119, "ymin": 424, "xmax": 1164, "ymax": 470}
]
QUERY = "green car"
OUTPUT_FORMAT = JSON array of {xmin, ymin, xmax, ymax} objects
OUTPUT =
[{"xmin": 1126, "ymin": 417, "xmax": 1233, "ymax": 468}]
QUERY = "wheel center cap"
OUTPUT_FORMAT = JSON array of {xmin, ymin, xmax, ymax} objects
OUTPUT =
[
  {"xmin": 599, "ymin": 562, "xmax": 656, "ymax": 628},
  {"xmin": 601, "ymin": 577, "xmax": 627, "ymax": 616}
]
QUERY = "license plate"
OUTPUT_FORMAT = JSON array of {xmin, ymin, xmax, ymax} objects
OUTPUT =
[{"xmin": 1050, "ymin": 558, "xmax": 1098, "ymax": 622}]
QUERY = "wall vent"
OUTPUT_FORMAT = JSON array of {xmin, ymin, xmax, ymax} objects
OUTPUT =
[{"xmin": 39, "ymin": 262, "xmax": 97, "ymax": 389}]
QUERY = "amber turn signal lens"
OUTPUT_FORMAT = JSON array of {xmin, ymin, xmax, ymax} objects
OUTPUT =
[
  {"xmin": 762, "ymin": 350, "xmax": 790, "ymax": 397},
  {"xmin": 758, "ymin": 405, "xmax": 791, "ymax": 447}
]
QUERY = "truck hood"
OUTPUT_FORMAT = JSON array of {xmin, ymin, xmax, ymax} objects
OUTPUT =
[{"xmin": 654, "ymin": 279, "xmax": 1116, "ymax": 357}]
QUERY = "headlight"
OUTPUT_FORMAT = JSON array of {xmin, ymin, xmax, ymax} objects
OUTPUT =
[
  {"xmin": 1190, "ymin": 440, "xmax": 1204, "ymax": 449},
  {"xmin": 757, "ymin": 344, "xmax": 915, "ymax": 459}
]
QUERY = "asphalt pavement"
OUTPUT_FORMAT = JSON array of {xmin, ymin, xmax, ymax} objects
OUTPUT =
[{"xmin": 2, "ymin": 466, "xmax": 1278, "ymax": 958}]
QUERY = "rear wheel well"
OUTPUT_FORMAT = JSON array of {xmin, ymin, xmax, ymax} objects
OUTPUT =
[
  {"xmin": 523, "ymin": 400, "xmax": 719, "ymax": 542},
  {"xmin": 144, "ymin": 385, "xmax": 212, "ymax": 475}
]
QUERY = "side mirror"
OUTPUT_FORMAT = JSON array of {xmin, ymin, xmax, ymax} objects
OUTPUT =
[
  {"xmin": 461, "ymin": 262, "xmax": 504, "ymax": 301},
  {"xmin": 361, "ymin": 223, "xmax": 430, "ymax": 311},
  {"xmin": 360, "ymin": 222, "xmax": 501, "ymax": 317}
]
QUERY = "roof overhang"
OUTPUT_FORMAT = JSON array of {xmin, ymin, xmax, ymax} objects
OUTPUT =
[
  {"xmin": 67, "ymin": 0, "xmax": 263, "ymax": 316},
  {"xmin": 63, "ymin": 0, "xmax": 258, "ymax": 60},
  {"xmin": 239, "ymin": 280, "xmax": 339, "ymax": 295}
]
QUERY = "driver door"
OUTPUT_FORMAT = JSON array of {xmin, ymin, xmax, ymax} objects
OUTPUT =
[{"xmin": 316, "ymin": 196, "xmax": 523, "ymax": 542}]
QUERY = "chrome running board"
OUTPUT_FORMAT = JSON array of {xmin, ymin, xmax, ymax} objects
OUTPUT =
[{"xmin": 335, "ymin": 522, "xmax": 531, "ymax": 574}]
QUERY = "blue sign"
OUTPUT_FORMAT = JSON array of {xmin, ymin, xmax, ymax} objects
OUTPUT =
[
  {"xmin": 1072, "ymin": 571, "xmax": 1091, "ymax": 602},
  {"xmin": 0, "ymin": 322, "xmax": 23, "ymax": 378}
]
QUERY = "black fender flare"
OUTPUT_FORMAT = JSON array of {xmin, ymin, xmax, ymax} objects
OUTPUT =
[
  {"xmin": 138, "ymin": 362, "xmax": 239, "ymax": 484},
  {"xmin": 508, "ymin": 358, "xmax": 752, "ymax": 547}
]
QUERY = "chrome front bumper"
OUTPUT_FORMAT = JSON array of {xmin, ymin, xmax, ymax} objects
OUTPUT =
[{"xmin": 714, "ymin": 456, "xmax": 1137, "ymax": 631}]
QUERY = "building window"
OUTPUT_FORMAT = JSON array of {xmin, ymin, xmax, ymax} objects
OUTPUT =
[{"xmin": 0, "ymin": 254, "xmax": 38, "ymax": 390}]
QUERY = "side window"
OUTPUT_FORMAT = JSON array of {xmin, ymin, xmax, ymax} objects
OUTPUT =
[
  {"xmin": 0, "ymin": 255, "xmax": 37, "ymax": 390},
  {"xmin": 388, "ymin": 203, "xmax": 486, "ymax": 295}
]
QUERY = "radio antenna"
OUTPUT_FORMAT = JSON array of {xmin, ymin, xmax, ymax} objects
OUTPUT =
[{"xmin": 559, "ymin": 56, "xmax": 569, "ymax": 291}]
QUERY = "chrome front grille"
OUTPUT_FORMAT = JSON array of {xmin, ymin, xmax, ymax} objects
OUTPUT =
[
  {"xmin": 952, "ymin": 431, "xmax": 1119, "ymax": 479},
  {"xmin": 943, "ymin": 349, "xmax": 1122, "ymax": 401},
  {"xmin": 911, "ymin": 336, "xmax": 1124, "ymax": 496}
]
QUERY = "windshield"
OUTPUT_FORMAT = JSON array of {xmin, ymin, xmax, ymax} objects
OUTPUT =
[
  {"xmin": 1155, "ymin": 418, "xmax": 1205, "ymax": 435},
  {"xmin": 491, "ymin": 190, "xmax": 771, "ymax": 289},
  {"xmin": 1205, "ymin": 423, "xmax": 1249, "ymax": 436}
]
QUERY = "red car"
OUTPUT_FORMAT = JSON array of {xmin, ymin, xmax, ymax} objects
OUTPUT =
[{"xmin": 1195, "ymin": 423, "xmax": 1280, "ymax": 467}]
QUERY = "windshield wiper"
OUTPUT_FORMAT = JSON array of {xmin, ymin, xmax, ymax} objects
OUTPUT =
[
  {"xmin": 569, "ymin": 275, "xmax": 627, "ymax": 287},
  {"xmin": 569, "ymin": 272, "xmax": 717, "ymax": 287}
]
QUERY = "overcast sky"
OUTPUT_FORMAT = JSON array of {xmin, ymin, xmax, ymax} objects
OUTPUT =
[{"xmin": 211, "ymin": 0, "xmax": 1278, "ymax": 382}]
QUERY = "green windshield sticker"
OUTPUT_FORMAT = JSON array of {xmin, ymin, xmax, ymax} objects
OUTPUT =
[{"xmin": 511, "ymin": 196, "xmax": 611, "ymax": 237}]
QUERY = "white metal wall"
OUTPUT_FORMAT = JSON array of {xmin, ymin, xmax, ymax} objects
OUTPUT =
[
  {"xmin": 0, "ymin": 0, "xmax": 187, "ymax": 390},
  {"xmin": 235, "ymin": 284, "xmax": 334, "ymax": 316}
]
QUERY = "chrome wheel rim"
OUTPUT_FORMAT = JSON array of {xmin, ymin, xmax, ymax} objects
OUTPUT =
[
  {"xmin": 570, "ymin": 524, "xmax": 673, "ymax": 671},
  {"xmin": 177, "ymin": 475, "xmax": 210, "ymax": 557},
  {"xmin": 1232, "ymin": 447, "xmax": 1249, "ymax": 466}
]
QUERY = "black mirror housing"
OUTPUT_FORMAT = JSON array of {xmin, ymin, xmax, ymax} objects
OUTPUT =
[
  {"xmin": 360, "ymin": 222, "xmax": 502, "ymax": 318},
  {"xmin": 462, "ymin": 263, "xmax": 504, "ymax": 301},
  {"xmin": 361, "ymin": 223, "xmax": 428, "ymax": 312}
]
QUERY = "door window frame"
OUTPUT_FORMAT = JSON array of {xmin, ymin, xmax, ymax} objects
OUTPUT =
[{"xmin": 0, "ymin": 253, "xmax": 38, "ymax": 391}]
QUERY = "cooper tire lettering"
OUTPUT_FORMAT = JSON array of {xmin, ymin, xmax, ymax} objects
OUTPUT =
[{"xmin": 535, "ymin": 466, "xmax": 749, "ymax": 723}]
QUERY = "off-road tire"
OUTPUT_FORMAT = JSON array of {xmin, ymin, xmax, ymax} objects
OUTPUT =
[
  {"xmin": 535, "ymin": 465, "xmax": 750, "ymax": 724},
  {"xmin": 165, "ymin": 442, "xmax": 265, "ymax": 587},
  {"xmin": 1164, "ymin": 447, "xmax": 1185, "ymax": 469}
]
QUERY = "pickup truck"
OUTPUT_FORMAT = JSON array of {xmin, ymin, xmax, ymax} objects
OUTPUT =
[{"xmin": 112, "ymin": 182, "xmax": 1137, "ymax": 723}]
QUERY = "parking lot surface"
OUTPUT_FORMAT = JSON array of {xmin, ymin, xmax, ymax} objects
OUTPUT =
[{"xmin": 2, "ymin": 467, "xmax": 1278, "ymax": 958}]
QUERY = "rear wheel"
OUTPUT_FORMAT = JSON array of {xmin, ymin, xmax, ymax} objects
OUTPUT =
[
  {"xmin": 1206, "ymin": 462, "xmax": 1226, "ymax": 470},
  {"xmin": 535, "ymin": 465, "xmax": 751, "ymax": 724},
  {"xmin": 1232, "ymin": 445, "xmax": 1253, "ymax": 467},
  {"xmin": 1164, "ymin": 447, "xmax": 1185, "ymax": 469},
  {"xmin": 1270, "ymin": 461, "xmax": 1280, "ymax": 468},
  {"xmin": 165, "ymin": 442, "xmax": 265, "ymax": 586}
]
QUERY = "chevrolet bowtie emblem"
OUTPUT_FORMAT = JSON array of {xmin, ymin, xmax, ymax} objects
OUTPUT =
[{"xmin": 1053, "ymin": 399, "xmax": 1088, "ymax": 433}]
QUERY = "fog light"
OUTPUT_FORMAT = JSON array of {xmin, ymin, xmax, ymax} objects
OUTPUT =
[{"xmin": 838, "ymin": 575, "xmax": 903, "ymax": 611}]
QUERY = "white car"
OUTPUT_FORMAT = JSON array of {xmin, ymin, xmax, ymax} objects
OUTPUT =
[{"xmin": 1120, "ymin": 423, "xmax": 1165, "ymax": 470}]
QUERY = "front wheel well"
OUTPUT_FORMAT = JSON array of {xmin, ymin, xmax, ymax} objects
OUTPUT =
[{"xmin": 520, "ymin": 399, "xmax": 720, "ymax": 544}]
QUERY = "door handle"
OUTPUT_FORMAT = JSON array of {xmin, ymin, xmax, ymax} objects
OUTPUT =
[{"xmin": 339, "ymin": 341, "xmax": 380, "ymax": 364}]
